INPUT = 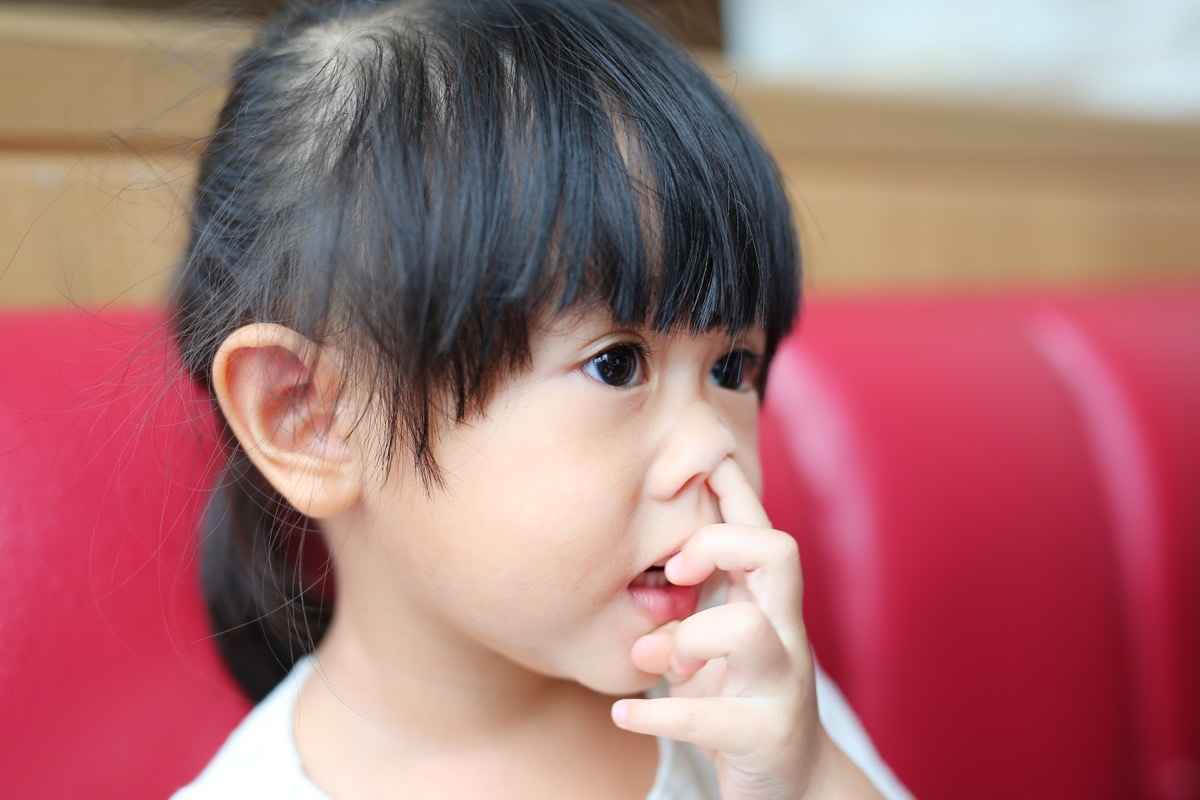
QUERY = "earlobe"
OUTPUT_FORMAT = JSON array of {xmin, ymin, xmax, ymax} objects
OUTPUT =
[{"xmin": 212, "ymin": 324, "xmax": 363, "ymax": 519}]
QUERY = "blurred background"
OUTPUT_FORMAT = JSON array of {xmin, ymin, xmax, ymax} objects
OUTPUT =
[
  {"xmin": 722, "ymin": 0, "xmax": 1200, "ymax": 122},
  {"xmin": 2, "ymin": 0, "xmax": 1199, "ymax": 307}
]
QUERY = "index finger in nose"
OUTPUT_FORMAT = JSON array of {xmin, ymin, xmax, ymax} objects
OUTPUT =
[{"xmin": 707, "ymin": 458, "xmax": 771, "ymax": 529}]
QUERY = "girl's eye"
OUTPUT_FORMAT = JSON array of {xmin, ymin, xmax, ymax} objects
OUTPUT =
[
  {"xmin": 583, "ymin": 343, "xmax": 647, "ymax": 388},
  {"xmin": 711, "ymin": 349, "xmax": 762, "ymax": 392}
]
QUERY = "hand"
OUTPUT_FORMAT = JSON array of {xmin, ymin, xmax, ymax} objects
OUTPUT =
[{"xmin": 611, "ymin": 458, "xmax": 881, "ymax": 799}]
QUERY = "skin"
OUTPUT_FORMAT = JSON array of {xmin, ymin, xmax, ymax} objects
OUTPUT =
[{"xmin": 212, "ymin": 310, "xmax": 882, "ymax": 799}]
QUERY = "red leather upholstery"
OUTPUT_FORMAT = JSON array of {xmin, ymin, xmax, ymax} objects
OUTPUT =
[
  {"xmin": 1, "ymin": 288, "xmax": 1197, "ymax": 798},
  {"xmin": 759, "ymin": 287, "xmax": 1200, "ymax": 800},
  {"xmin": 0, "ymin": 312, "xmax": 248, "ymax": 798}
]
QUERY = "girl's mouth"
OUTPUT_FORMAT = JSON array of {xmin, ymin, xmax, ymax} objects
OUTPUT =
[
  {"xmin": 627, "ymin": 566, "xmax": 700, "ymax": 625},
  {"xmin": 629, "ymin": 565, "xmax": 669, "ymax": 589}
]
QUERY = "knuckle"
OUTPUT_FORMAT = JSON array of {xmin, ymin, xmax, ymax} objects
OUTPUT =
[
  {"xmin": 725, "ymin": 602, "xmax": 769, "ymax": 646},
  {"xmin": 766, "ymin": 531, "xmax": 799, "ymax": 563}
]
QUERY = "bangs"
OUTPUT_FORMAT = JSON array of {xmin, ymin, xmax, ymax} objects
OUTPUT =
[
  {"xmin": 445, "ymin": 0, "xmax": 801, "ymax": 346},
  {"xmin": 526, "ymin": 26, "xmax": 799, "ymax": 346},
  {"xmin": 324, "ymin": 0, "xmax": 800, "ymax": 370}
]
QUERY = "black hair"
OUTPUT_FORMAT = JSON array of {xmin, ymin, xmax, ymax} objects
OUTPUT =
[{"xmin": 173, "ymin": 0, "xmax": 800, "ymax": 702}]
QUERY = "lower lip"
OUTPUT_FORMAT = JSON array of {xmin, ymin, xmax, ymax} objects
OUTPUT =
[{"xmin": 627, "ymin": 583, "xmax": 701, "ymax": 627}]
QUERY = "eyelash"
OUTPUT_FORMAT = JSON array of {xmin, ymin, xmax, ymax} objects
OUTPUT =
[
  {"xmin": 582, "ymin": 341, "xmax": 650, "ymax": 389},
  {"xmin": 711, "ymin": 348, "xmax": 763, "ymax": 393},
  {"xmin": 582, "ymin": 342, "xmax": 763, "ymax": 393}
]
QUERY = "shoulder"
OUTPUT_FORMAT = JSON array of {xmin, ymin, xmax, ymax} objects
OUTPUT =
[{"xmin": 171, "ymin": 657, "xmax": 327, "ymax": 800}]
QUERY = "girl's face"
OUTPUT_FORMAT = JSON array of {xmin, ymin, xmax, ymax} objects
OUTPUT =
[{"xmin": 338, "ymin": 309, "xmax": 766, "ymax": 695}]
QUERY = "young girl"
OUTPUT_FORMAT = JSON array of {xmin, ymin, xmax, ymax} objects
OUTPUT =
[{"xmin": 171, "ymin": 0, "xmax": 910, "ymax": 797}]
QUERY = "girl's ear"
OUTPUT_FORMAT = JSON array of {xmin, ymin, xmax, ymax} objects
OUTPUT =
[{"xmin": 212, "ymin": 323, "xmax": 363, "ymax": 519}]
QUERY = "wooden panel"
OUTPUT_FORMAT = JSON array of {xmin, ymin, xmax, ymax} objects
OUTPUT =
[
  {"xmin": 0, "ymin": 5, "xmax": 246, "ymax": 148},
  {"xmin": 712, "ymin": 73, "xmax": 1200, "ymax": 161},
  {"xmin": 778, "ymin": 153, "xmax": 1200, "ymax": 294},
  {"xmin": 0, "ymin": 149, "xmax": 193, "ymax": 307},
  {"xmin": 0, "ymin": 6, "xmax": 220, "ymax": 308}
]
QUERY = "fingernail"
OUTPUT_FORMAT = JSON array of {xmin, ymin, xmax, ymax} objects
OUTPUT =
[
  {"xmin": 665, "ymin": 553, "xmax": 684, "ymax": 575},
  {"xmin": 611, "ymin": 701, "xmax": 629, "ymax": 726}
]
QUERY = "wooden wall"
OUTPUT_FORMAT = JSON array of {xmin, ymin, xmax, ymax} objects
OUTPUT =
[
  {"xmin": 0, "ymin": 6, "xmax": 244, "ymax": 308},
  {"xmin": 717, "ymin": 74, "xmax": 1200, "ymax": 295},
  {"xmin": 2, "ymin": 5, "xmax": 1198, "ymax": 309}
]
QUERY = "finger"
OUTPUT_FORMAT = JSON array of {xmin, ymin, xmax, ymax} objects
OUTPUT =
[
  {"xmin": 670, "ymin": 601, "xmax": 791, "ymax": 686},
  {"xmin": 708, "ymin": 457, "xmax": 771, "ymax": 529},
  {"xmin": 667, "ymin": 527, "xmax": 804, "ymax": 648},
  {"xmin": 630, "ymin": 625, "xmax": 675, "ymax": 676},
  {"xmin": 666, "ymin": 525, "xmax": 800, "ymax": 583},
  {"xmin": 630, "ymin": 623, "xmax": 707, "ymax": 682},
  {"xmin": 612, "ymin": 695, "xmax": 770, "ymax": 757},
  {"xmin": 665, "ymin": 526, "xmax": 802, "ymax": 627}
]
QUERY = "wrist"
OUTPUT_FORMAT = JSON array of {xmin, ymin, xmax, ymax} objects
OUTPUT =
[{"xmin": 797, "ymin": 728, "xmax": 885, "ymax": 800}]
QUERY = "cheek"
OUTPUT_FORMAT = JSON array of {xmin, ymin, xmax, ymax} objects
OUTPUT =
[{"xmin": 437, "ymin": 400, "xmax": 645, "ymax": 563}]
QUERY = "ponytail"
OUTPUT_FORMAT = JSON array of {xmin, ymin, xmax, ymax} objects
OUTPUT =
[{"xmin": 199, "ymin": 446, "xmax": 332, "ymax": 702}]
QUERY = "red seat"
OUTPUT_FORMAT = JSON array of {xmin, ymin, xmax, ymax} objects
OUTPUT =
[
  {"xmin": 760, "ymin": 287, "xmax": 1200, "ymax": 800},
  {"xmin": 0, "ymin": 312, "xmax": 248, "ymax": 798},
  {"xmin": 2, "ymin": 288, "xmax": 1197, "ymax": 798}
]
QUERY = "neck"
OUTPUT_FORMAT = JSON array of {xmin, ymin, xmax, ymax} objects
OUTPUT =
[
  {"xmin": 295, "ymin": 609, "xmax": 659, "ymax": 800},
  {"xmin": 303, "ymin": 574, "xmax": 625, "ymax": 748},
  {"xmin": 323, "ymin": 616, "xmax": 606, "ymax": 741}
]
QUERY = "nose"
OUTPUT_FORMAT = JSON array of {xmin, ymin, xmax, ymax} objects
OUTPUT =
[{"xmin": 645, "ymin": 396, "xmax": 737, "ymax": 501}]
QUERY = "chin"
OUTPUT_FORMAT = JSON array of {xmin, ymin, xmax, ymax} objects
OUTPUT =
[{"xmin": 571, "ymin": 659, "xmax": 662, "ymax": 697}]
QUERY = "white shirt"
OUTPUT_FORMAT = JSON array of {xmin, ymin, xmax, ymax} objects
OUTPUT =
[{"xmin": 172, "ymin": 656, "xmax": 911, "ymax": 799}]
